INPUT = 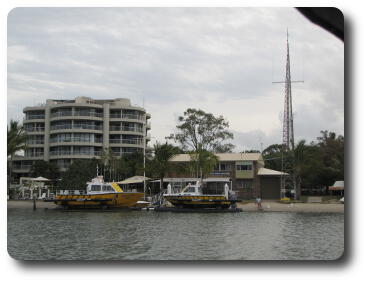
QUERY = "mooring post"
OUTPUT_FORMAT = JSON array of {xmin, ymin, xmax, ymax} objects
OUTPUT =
[{"xmin": 33, "ymin": 193, "xmax": 37, "ymax": 210}]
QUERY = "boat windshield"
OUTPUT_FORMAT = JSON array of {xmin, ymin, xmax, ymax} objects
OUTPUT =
[{"xmin": 184, "ymin": 186, "xmax": 196, "ymax": 193}]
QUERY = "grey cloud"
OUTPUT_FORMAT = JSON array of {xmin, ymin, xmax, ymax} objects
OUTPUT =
[{"xmin": 7, "ymin": 7, "xmax": 344, "ymax": 149}]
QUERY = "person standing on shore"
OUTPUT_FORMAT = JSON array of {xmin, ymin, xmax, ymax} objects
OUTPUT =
[{"xmin": 255, "ymin": 196, "xmax": 262, "ymax": 209}]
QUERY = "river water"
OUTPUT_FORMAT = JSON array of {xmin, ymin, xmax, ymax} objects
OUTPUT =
[{"xmin": 7, "ymin": 208, "xmax": 344, "ymax": 260}]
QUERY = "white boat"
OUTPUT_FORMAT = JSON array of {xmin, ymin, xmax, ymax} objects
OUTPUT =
[{"xmin": 163, "ymin": 181, "xmax": 239, "ymax": 209}]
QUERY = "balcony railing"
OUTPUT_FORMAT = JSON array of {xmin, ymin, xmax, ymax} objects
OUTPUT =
[
  {"xmin": 73, "ymin": 124, "xmax": 103, "ymax": 130},
  {"xmin": 110, "ymin": 113, "xmax": 144, "ymax": 120},
  {"xmin": 109, "ymin": 139, "xmax": 142, "ymax": 145},
  {"xmin": 13, "ymin": 165, "xmax": 32, "ymax": 170},
  {"xmin": 26, "ymin": 140, "xmax": 44, "ymax": 145},
  {"xmin": 109, "ymin": 126, "xmax": 143, "ymax": 132},
  {"xmin": 50, "ymin": 112, "xmax": 73, "ymax": 118},
  {"xmin": 74, "ymin": 112, "xmax": 103, "ymax": 118},
  {"xmin": 50, "ymin": 151, "xmax": 102, "ymax": 156},
  {"xmin": 51, "ymin": 124, "xmax": 72, "ymax": 130},
  {"xmin": 26, "ymin": 128, "xmax": 45, "ymax": 132},
  {"xmin": 209, "ymin": 170, "xmax": 231, "ymax": 176},
  {"xmin": 50, "ymin": 138, "xmax": 103, "ymax": 143},
  {"xmin": 51, "ymin": 124, "xmax": 102, "ymax": 131},
  {"xmin": 25, "ymin": 115, "xmax": 45, "ymax": 120},
  {"xmin": 24, "ymin": 152, "xmax": 44, "ymax": 157}
]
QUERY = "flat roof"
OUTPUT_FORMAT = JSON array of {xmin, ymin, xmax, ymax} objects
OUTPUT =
[{"xmin": 169, "ymin": 152, "xmax": 263, "ymax": 162}]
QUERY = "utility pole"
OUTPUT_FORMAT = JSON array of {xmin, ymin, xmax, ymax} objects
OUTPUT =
[{"xmin": 272, "ymin": 30, "xmax": 304, "ymax": 199}]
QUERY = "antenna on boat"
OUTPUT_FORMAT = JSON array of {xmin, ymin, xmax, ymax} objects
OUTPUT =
[{"xmin": 96, "ymin": 164, "xmax": 99, "ymax": 176}]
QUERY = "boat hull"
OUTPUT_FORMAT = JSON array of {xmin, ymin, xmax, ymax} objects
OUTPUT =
[
  {"xmin": 54, "ymin": 192, "xmax": 144, "ymax": 209},
  {"xmin": 164, "ymin": 195, "xmax": 233, "ymax": 209}
]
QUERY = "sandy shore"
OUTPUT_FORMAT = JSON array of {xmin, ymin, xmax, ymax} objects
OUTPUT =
[
  {"xmin": 237, "ymin": 201, "xmax": 344, "ymax": 213},
  {"xmin": 8, "ymin": 200, "xmax": 344, "ymax": 213}
]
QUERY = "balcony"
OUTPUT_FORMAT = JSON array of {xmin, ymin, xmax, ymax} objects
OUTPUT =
[
  {"xmin": 109, "ymin": 139, "xmax": 143, "ymax": 145},
  {"xmin": 50, "ymin": 151, "xmax": 102, "ymax": 157},
  {"xmin": 50, "ymin": 138, "xmax": 103, "ymax": 144},
  {"xmin": 24, "ymin": 152, "xmax": 44, "ymax": 158},
  {"xmin": 74, "ymin": 111, "xmax": 103, "ymax": 118},
  {"xmin": 25, "ymin": 114, "xmax": 45, "ymax": 120},
  {"xmin": 26, "ymin": 140, "xmax": 44, "ymax": 145},
  {"xmin": 51, "ymin": 124, "xmax": 103, "ymax": 131},
  {"xmin": 109, "ymin": 126, "xmax": 143, "ymax": 133},
  {"xmin": 110, "ymin": 113, "xmax": 144, "ymax": 120},
  {"xmin": 50, "ymin": 111, "xmax": 72, "ymax": 118},
  {"xmin": 26, "ymin": 127, "xmax": 45, "ymax": 133},
  {"xmin": 12, "ymin": 165, "xmax": 32, "ymax": 171},
  {"xmin": 208, "ymin": 170, "xmax": 231, "ymax": 177}
]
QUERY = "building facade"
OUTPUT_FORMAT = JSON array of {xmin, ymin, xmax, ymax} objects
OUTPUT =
[
  {"xmin": 12, "ymin": 97, "xmax": 151, "ymax": 178},
  {"xmin": 168, "ymin": 153, "xmax": 286, "ymax": 200}
]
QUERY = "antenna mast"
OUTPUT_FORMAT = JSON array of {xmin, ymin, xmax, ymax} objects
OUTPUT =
[{"xmin": 273, "ymin": 30, "xmax": 304, "ymax": 200}]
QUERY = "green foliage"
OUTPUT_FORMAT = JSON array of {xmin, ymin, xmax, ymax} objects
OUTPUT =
[
  {"xmin": 262, "ymin": 130, "xmax": 344, "ymax": 189},
  {"xmin": 115, "ymin": 152, "xmax": 145, "ymax": 180},
  {"xmin": 169, "ymin": 108, "xmax": 234, "ymax": 153},
  {"xmin": 151, "ymin": 142, "xmax": 181, "ymax": 189},
  {"xmin": 7, "ymin": 120, "xmax": 27, "ymax": 158},
  {"xmin": 30, "ymin": 160, "xmax": 60, "ymax": 180},
  {"xmin": 58, "ymin": 159, "xmax": 99, "ymax": 191},
  {"xmin": 189, "ymin": 149, "xmax": 219, "ymax": 179}
]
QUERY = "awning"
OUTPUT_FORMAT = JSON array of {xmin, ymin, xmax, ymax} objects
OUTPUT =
[
  {"xmin": 257, "ymin": 168, "xmax": 289, "ymax": 176},
  {"xmin": 202, "ymin": 177, "xmax": 230, "ymax": 182},
  {"xmin": 150, "ymin": 178, "xmax": 200, "ymax": 183},
  {"xmin": 117, "ymin": 176, "xmax": 151, "ymax": 184},
  {"xmin": 32, "ymin": 176, "xmax": 51, "ymax": 181}
]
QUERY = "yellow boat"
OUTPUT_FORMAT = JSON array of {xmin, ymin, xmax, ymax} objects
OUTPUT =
[{"xmin": 53, "ymin": 176, "xmax": 144, "ymax": 209}]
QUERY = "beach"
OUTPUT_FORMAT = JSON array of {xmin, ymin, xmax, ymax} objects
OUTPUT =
[{"xmin": 237, "ymin": 201, "xmax": 344, "ymax": 213}]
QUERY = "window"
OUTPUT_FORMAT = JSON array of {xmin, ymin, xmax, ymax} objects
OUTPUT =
[
  {"xmin": 91, "ymin": 185, "xmax": 101, "ymax": 192},
  {"xmin": 236, "ymin": 164, "xmax": 252, "ymax": 171},
  {"xmin": 102, "ymin": 185, "xmax": 114, "ymax": 192}
]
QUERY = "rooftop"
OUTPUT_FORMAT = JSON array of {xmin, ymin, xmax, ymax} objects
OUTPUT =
[{"xmin": 169, "ymin": 152, "xmax": 263, "ymax": 162}]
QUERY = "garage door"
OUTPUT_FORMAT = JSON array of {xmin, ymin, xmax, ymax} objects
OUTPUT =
[{"xmin": 260, "ymin": 177, "xmax": 280, "ymax": 199}]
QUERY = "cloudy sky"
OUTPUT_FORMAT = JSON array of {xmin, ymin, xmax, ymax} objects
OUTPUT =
[{"xmin": 7, "ymin": 7, "xmax": 344, "ymax": 151}]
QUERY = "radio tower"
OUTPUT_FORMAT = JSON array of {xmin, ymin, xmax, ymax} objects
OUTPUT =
[
  {"xmin": 283, "ymin": 30, "xmax": 295, "ymax": 151},
  {"xmin": 273, "ymin": 30, "xmax": 303, "ymax": 199}
]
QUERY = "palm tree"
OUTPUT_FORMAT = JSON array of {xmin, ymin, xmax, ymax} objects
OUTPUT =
[
  {"xmin": 100, "ymin": 148, "xmax": 116, "ymax": 181},
  {"xmin": 189, "ymin": 149, "xmax": 219, "ymax": 180},
  {"xmin": 7, "ymin": 120, "xmax": 27, "ymax": 196},
  {"xmin": 152, "ymin": 142, "xmax": 180, "ymax": 191}
]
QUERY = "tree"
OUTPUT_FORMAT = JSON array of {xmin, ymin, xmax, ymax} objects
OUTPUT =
[
  {"xmin": 262, "ymin": 130, "xmax": 344, "ymax": 193},
  {"xmin": 7, "ymin": 120, "xmax": 27, "ymax": 196},
  {"xmin": 189, "ymin": 149, "xmax": 219, "ymax": 180},
  {"xmin": 58, "ymin": 159, "xmax": 100, "ymax": 191},
  {"xmin": 7, "ymin": 120, "xmax": 27, "ymax": 158},
  {"xmin": 151, "ymin": 142, "xmax": 181, "ymax": 191},
  {"xmin": 100, "ymin": 148, "xmax": 117, "ymax": 181},
  {"xmin": 262, "ymin": 144, "xmax": 285, "ymax": 171},
  {"xmin": 30, "ymin": 160, "xmax": 60, "ymax": 180},
  {"xmin": 115, "ymin": 151, "xmax": 145, "ymax": 180},
  {"xmin": 169, "ymin": 108, "xmax": 234, "ymax": 153}
]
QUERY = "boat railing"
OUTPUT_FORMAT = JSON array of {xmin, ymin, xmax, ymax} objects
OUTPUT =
[
  {"xmin": 57, "ymin": 190, "xmax": 87, "ymax": 196},
  {"xmin": 150, "ymin": 189, "xmax": 167, "ymax": 206}
]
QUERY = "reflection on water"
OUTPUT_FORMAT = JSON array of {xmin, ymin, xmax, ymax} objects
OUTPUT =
[{"xmin": 7, "ymin": 209, "xmax": 344, "ymax": 260}]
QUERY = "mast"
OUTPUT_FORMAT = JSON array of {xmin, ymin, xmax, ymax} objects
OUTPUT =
[{"xmin": 273, "ymin": 30, "xmax": 303, "ymax": 199}]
